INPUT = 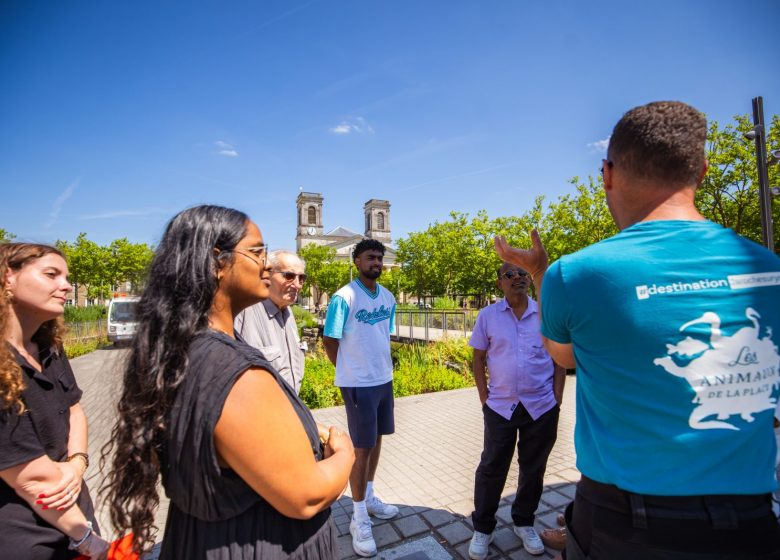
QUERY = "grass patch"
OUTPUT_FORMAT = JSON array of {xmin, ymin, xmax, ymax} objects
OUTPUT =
[{"xmin": 299, "ymin": 338, "xmax": 474, "ymax": 409}]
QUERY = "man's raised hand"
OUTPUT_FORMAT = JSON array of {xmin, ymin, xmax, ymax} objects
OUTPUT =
[{"xmin": 493, "ymin": 229, "xmax": 548, "ymax": 280}]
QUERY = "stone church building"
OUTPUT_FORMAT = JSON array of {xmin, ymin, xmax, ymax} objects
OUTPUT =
[{"xmin": 295, "ymin": 191, "xmax": 397, "ymax": 265}]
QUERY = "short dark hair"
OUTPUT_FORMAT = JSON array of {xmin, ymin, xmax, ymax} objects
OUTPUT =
[
  {"xmin": 608, "ymin": 101, "xmax": 707, "ymax": 188},
  {"xmin": 353, "ymin": 238, "xmax": 385, "ymax": 260}
]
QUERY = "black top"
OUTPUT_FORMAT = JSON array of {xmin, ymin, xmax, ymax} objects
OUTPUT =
[
  {"xmin": 0, "ymin": 345, "xmax": 97, "ymax": 560},
  {"xmin": 159, "ymin": 330, "xmax": 336, "ymax": 559}
]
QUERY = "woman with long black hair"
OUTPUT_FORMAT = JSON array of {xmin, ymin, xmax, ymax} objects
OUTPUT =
[
  {"xmin": 0, "ymin": 243, "xmax": 108, "ymax": 559},
  {"xmin": 103, "ymin": 205, "xmax": 353, "ymax": 559}
]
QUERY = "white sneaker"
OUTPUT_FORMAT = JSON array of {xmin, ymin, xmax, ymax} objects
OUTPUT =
[
  {"xmin": 349, "ymin": 517, "xmax": 377, "ymax": 557},
  {"xmin": 514, "ymin": 525, "xmax": 545, "ymax": 555},
  {"xmin": 468, "ymin": 530, "xmax": 493, "ymax": 560},
  {"xmin": 366, "ymin": 495, "xmax": 399, "ymax": 519}
]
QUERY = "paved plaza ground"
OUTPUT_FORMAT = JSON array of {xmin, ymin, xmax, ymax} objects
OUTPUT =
[{"xmin": 72, "ymin": 347, "xmax": 579, "ymax": 559}]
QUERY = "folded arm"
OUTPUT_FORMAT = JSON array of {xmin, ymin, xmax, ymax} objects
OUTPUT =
[
  {"xmin": 0, "ymin": 455, "xmax": 96, "ymax": 541},
  {"xmin": 214, "ymin": 367, "xmax": 354, "ymax": 520}
]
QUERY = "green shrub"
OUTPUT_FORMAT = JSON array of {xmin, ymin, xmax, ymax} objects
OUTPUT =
[
  {"xmin": 292, "ymin": 305, "xmax": 318, "ymax": 330},
  {"xmin": 64, "ymin": 305, "xmax": 106, "ymax": 323},
  {"xmin": 433, "ymin": 296, "xmax": 458, "ymax": 310},
  {"xmin": 299, "ymin": 357, "xmax": 343, "ymax": 409},
  {"xmin": 300, "ymin": 338, "xmax": 474, "ymax": 409},
  {"xmin": 64, "ymin": 337, "xmax": 110, "ymax": 359}
]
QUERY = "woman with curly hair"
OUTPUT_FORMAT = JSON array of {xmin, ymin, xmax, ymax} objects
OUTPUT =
[
  {"xmin": 0, "ymin": 243, "xmax": 109, "ymax": 559},
  {"xmin": 103, "ymin": 205, "xmax": 354, "ymax": 559}
]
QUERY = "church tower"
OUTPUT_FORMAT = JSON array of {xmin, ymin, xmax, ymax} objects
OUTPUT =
[
  {"xmin": 363, "ymin": 199, "xmax": 391, "ymax": 245},
  {"xmin": 296, "ymin": 191, "xmax": 324, "ymax": 250}
]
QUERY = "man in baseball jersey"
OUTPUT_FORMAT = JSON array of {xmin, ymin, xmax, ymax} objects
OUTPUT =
[{"xmin": 324, "ymin": 239, "xmax": 398, "ymax": 557}]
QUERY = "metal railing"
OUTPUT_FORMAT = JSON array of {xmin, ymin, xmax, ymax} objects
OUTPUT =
[
  {"xmin": 63, "ymin": 320, "xmax": 107, "ymax": 345},
  {"xmin": 393, "ymin": 309, "xmax": 478, "ymax": 342}
]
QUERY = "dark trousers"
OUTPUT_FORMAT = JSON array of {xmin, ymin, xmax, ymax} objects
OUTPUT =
[
  {"xmin": 472, "ymin": 402, "xmax": 559, "ymax": 533},
  {"xmin": 565, "ymin": 476, "xmax": 780, "ymax": 559}
]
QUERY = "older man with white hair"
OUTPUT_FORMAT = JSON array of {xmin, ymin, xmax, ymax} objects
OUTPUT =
[{"xmin": 235, "ymin": 250, "xmax": 307, "ymax": 393}]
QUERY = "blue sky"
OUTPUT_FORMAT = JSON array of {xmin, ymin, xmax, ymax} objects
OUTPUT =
[{"xmin": 2, "ymin": 0, "xmax": 779, "ymax": 250}]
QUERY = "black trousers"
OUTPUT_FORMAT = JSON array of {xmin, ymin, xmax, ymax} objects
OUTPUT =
[
  {"xmin": 472, "ymin": 402, "xmax": 559, "ymax": 533},
  {"xmin": 565, "ymin": 476, "xmax": 780, "ymax": 559}
]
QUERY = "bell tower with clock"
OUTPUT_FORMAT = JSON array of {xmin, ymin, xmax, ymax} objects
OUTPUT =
[{"xmin": 296, "ymin": 191, "xmax": 324, "ymax": 250}]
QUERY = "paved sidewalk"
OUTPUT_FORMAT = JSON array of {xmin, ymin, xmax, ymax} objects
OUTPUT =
[{"xmin": 72, "ymin": 347, "xmax": 578, "ymax": 559}]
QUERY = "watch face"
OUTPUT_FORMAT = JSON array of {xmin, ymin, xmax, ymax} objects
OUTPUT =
[{"xmin": 308, "ymin": 227, "xmax": 316, "ymax": 235}]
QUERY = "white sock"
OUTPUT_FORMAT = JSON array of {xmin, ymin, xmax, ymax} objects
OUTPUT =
[
  {"xmin": 366, "ymin": 481, "xmax": 375, "ymax": 501},
  {"xmin": 353, "ymin": 500, "xmax": 369, "ymax": 522}
]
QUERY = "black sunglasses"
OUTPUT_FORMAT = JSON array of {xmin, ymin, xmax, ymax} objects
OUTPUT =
[
  {"xmin": 600, "ymin": 159, "xmax": 614, "ymax": 176},
  {"xmin": 501, "ymin": 270, "xmax": 529, "ymax": 280},
  {"xmin": 275, "ymin": 270, "xmax": 307, "ymax": 283}
]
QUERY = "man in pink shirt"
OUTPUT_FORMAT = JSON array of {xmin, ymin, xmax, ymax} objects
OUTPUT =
[{"xmin": 468, "ymin": 262, "xmax": 566, "ymax": 559}]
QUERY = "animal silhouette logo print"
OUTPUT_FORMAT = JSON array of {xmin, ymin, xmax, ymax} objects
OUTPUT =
[{"xmin": 653, "ymin": 308, "xmax": 779, "ymax": 430}]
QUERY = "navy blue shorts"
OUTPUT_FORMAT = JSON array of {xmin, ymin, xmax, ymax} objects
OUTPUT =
[{"xmin": 340, "ymin": 381, "xmax": 395, "ymax": 448}]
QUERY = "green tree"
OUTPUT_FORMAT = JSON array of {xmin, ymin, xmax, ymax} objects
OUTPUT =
[
  {"xmin": 107, "ymin": 238, "xmax": 154, "ymax": 292},
  {"xmin": 696, "ymin": 114, "xmax": 780, "ymax": 252},
  {"xmin": 537, "ymin": 177, "xmax": 618, "ymax": 263},
  {"xmin": 298, "ymin": 244, "xmax": 350, "ymax": 306},
  {"xmin": 0, "ymin": 229, "xmax": 15, "ymax": 243},
  {"xmin": 57, "ymin": 233, "xmax": 109, "ymax": 303}
]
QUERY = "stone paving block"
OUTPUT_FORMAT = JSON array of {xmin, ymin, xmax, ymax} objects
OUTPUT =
[
  {"xmin": 496, "ymin": 504, "xmax": 513, "ymax": 524},
  {"xmin": 437, "ymin": 520, "xmax": 473, "ymax": 545},
  {"xmin": 394, "ymin": 514, "xmax": 430, "ymax": 538},
  {"xmin": 447, "ymin": 498, "xmax": 475, "ymax": 516},
  {"xmin": 508, "ymin": 547, "xmax": 554, "ymax": 559},
  {"xmin": 398, "ymin": 505, "xmax": 417, "ymax": 518},
  {"xmin": 336, "ymin": 519, "xmax": 351, "ymax": 536},
  {"xmin": 541, "ymin": 491, "xmax": 570, "ymax": 509},
  {"xmin": 537, "ymin": 510, "xmax": 563, "ymax": 530},
  {"xmin": 373, "ymin": 522, "xmax": 401, "ymax": 549},
  {"xmin": 336, "ymin": 533, "xmax": 356, "ymax": 559},
  {"xmin": 557, "ymin": 484, "xmax": 576, "ymax": 499},
  {"xmin": 558, "ymin": 469, "xmax": 581, "ymax": 482},
  {"xmin": 420, "ymin": 508, "xmax": 455, "ymax": 528},
  {"xmin": 491, "ymin": 526, "xmax": 519, "ymax": 553}
]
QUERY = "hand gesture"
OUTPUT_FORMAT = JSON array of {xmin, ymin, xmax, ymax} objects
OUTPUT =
[
  {"xmin": 494, "ymin": 229, "xmax": 548, "ymax": 279},
  {"xmin": 38, "ymin": 461, "xmax": 83, "ymax": 511}
]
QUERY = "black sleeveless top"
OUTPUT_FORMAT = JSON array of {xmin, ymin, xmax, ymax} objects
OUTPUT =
[{"xmin": 159, "ymin": 330, "xmax": 336, "ymax": 559}]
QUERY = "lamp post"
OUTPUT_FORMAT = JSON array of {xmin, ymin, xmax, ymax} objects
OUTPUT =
[{"xmin": 745, "ymin": 96, "xmax": 778, "ymax": 252}]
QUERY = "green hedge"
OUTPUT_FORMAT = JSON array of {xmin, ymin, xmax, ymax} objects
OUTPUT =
[
  {"xmin": 299, "ymin": 338, "xmax": 474, "ymax": 409},
  {"xmin": 64, "ymin": 337, "xmax": 110, "ymax": 359},
  {"xmin": 64, "ymin": 305, "xmax": 106, "ymax": 323}
]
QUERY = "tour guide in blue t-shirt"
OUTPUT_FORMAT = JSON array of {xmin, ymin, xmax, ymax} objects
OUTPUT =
[{"xmin": 495, "ymin": 101, "xmax": 780, "ymax": 559}]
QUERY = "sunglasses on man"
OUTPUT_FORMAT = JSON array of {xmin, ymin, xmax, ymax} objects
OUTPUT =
[
  {"xmin": 501, "ymin": 270, "xmax": 529, "ymax": 280},
  {"xmin": 274, "ymin": 270, "xmax": 308, "ymax": 283}
]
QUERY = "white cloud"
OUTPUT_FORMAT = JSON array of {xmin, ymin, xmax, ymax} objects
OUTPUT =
[
  {"xmin": 329, "ymin": 116, "xmax": 375, "ymax": 135},
  {"xmin": 587, "ymin": 136, "xmax": 610, "ymax": 153},
  {"xmin": 215, "ymin": 140, "xmax": 239, "ymax": 157},
  {"xmin": 45, "ymin": 178, "xmax": 79, "ymax": 228}
]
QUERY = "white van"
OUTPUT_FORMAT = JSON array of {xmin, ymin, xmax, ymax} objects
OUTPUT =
[{"xmin": 107, "ymin": 296, "xmax": 140, "ymax": 344}]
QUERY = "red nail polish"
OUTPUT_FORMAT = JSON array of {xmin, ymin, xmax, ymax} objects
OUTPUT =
[
  {"xmin": 42, "ymin": 505, "xmax": 48, "ymax": 510},
  {"xmin": 36, "ymin": 500, "xmax": 42, "ymax": 504},
  {"xmin": 38, "ymin": 493, "xmax": 45, "ymax": 498}
]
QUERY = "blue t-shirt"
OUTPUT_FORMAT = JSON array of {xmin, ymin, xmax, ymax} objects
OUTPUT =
[{"xmin": 541, "ymin": 220, "xmax": 780, "ymax": 496}]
